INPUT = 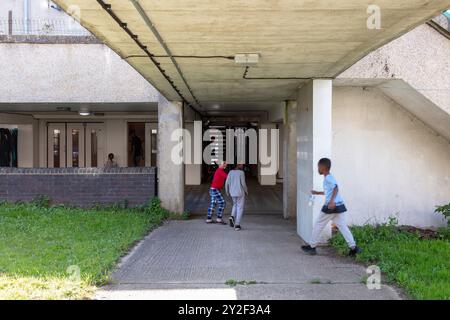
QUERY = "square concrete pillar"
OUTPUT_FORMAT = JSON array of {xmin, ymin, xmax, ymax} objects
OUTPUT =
[
  {"xmin": 283, "ymin": 101, "xmax": 297, "ymax": 219},
  {"xmin": 258, "ymin": 123, "xmax": 278, "ymax": 186},
  {"xmin": 297, "ymin": 80, "xmax": 332, "ymax": 242},
  {"xmin": 184, "ymin": 121, "xmax": 202, "ymax": 185},
  {"xmin": 157, "ymin": 95, "xmax": 184, "ymax": 213}
]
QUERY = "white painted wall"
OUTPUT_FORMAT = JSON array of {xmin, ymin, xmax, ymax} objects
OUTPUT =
[
  {"xmin": 333, "ymin": 87, "xmax": 450, "ymax": 228},
  {"xmin": 105, "ymin": 119, "xmax": 128, "ymax": 167}
]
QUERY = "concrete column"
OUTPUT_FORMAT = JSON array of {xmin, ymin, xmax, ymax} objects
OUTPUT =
[
  {"xmin": 185, "ymin": 121, "xmax": 202, "ymax": 185},
  {"xmin": 283, "ymin": 101, "xmax": 297, "ymax": 219},
  {"xmin": 297, "ymin": 80, "xmax": 332, "ymax": 242},
  {"xmin": 158, "ymin": 95, "xmax": 184, "ymax": 213},
  {"xmin": 258, "ymin": 123, "xmax": 278, "ymax": 186}
]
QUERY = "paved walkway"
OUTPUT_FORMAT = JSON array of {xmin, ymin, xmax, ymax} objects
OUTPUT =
[{"xmin": 96, "ymin": 216, "xmax": 400, "ymax": 300}]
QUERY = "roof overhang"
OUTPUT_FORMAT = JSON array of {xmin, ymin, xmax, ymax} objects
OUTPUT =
[{"xmin": 53, "ymin": 0, "xmax": 450, "ymax": 112}]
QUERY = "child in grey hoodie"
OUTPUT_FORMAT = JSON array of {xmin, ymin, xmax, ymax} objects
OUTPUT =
[{"xmin": 225, "ymin": 164, "xmax": 248, "ymax": 231}]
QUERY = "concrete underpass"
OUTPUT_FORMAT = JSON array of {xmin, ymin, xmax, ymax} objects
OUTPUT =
[{"xmin": 1, "ymin": 0, "xmax": 449, "ymax": 300}]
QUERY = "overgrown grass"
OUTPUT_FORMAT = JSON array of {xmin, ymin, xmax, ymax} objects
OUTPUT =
[
  {"xmin": 330, "ymin": 221, "xmax": 450, "ymax": 300},
  {"xmin": 0, "ymin": 198, "xmax": 187, "ymax": 300}
]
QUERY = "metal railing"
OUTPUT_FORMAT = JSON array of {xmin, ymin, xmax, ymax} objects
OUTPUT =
[{"xmin": 0, "ymin": 18, "xmax": 91, "ymax": 36}]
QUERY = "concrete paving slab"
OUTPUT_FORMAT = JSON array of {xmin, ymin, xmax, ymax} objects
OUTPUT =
[{"xmin": 96, "ymin": 216, "xmax": 401, "ymax": 300}]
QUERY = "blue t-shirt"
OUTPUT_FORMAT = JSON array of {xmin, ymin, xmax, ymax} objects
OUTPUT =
[{"xmin": 323, "ymin": 174, "xmax": 344, "ymax": 205}]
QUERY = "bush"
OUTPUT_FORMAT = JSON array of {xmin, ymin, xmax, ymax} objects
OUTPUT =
[
  {"xmin": 435, "ymin": 203, "xmax": 450, "ymax": 225},
  {"xmin": 31, "ymin": 195, "xmax": 51, "ymax": 208},
  {"xmin": 142, "ymin": 197, "xmax": 189, "ymax": 223}
]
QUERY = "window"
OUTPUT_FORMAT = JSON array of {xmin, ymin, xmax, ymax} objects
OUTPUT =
[
  {"xmin": 53, "ymin": 129, "xmax": 61, "ymax": 168},
  {"xmin": 91, "ymin": 129, "xmax": 98, "ymax": 167},
  {"xmin": 72, "ymin": 129, "xmax": 79, "ymax": 167}
]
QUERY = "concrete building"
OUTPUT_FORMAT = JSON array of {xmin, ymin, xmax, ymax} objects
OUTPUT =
[{"xmin": 0, "ymin": 1, "xmax": 449, "ymax": 242}]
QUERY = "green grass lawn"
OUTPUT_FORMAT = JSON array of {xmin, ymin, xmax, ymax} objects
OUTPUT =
[
  {"xmin": 0, "ymin": 198, "xmax": 185, "ymax": 300},
  {"xmin": 330, "ymin": 222, "xmax": 450, "ymax": 300}
]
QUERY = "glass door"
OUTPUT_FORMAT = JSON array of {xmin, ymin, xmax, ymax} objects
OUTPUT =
[
  {"xmin": 85, "ymin": 123, "xmax": 106, "ymax": 167},
  {"xmin": 47, "ymin": 123, "xmax": 66, "ymax": 168},
  {"xmin": 145, "ymin": 123, "xmax": 158, "ymax": 167},
  {"xmin": 47, "ymin": 122, "xmax": 105, "ymax": 168},
  {"xmin": 66, "ymin": 123, "xmax": 85, "ymax": 167}
]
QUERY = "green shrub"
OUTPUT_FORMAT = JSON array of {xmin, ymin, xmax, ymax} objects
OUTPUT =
[
  {"xmin": 435, "ymin": 203, "xmax": 450, "ymax": 225},
  {"xmin": 31, "ymin": 195, "xmax": 51, "ymax": 208}
]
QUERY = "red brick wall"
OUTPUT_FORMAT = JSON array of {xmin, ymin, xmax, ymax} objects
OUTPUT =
[{"xmin": 0, "ymin": 167, "xmax": 156, "ymax": 207}]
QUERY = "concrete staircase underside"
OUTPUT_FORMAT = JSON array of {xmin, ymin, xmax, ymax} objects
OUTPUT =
[
  {"xmin": 337, "ymin": 22, "xmax": 450, "ymax": 141},
  {"xmin": 335, "ymin": 78, "xmax": 450, "ymax": 141}
]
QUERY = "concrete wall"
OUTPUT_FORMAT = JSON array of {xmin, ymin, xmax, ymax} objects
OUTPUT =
[
  {"xmin": 339, "ymin": 24, "xmax": 450, "ymax": 115},
  {"xmin": 0, "ymin": 167, "xmax": 156, "ymax": 207},
  {"xmin": 333, "ymin": 87, "xmax": 450, "ymax": 228},
  {"xmin": 0, "ymin": 43, "xmax": 158, "ymax": 103}
]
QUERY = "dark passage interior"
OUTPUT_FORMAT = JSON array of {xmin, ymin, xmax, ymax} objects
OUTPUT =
[{"xmin": 185, "ymin": 178, "xmax": 283, "ymax": 216}]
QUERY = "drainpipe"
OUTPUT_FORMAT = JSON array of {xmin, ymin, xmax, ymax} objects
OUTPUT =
[{"xmin": 23, "ymin": 0, "xmax": 30, "ymax": 34}]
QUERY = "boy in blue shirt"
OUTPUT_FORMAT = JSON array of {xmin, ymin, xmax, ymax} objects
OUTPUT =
[{"xmin": 302, "ymin": 158, "xmax": 362, "ymax": 256}]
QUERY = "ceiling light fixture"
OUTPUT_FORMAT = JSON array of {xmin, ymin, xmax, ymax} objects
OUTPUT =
[
  {"xmin": 79, "ymin": 107, "xmax": 90, "ymax": 116},
  {"xmin": 234, "ymin": 53, "xmax": 260, "ymax": 66}
]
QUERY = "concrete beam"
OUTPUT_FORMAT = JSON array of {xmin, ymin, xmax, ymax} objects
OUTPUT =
[
  {"xmin": 157, "ymin": 95, "xmax": 184, "ymax": 213},
  {"xmin": 297, "ymin": 80, "xmax": 332, "ymax": 242}
]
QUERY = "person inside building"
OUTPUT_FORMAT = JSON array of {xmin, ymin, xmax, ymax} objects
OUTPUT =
[
  {"xmin": 206, "ymin": 161, "xmax": 228, "ymax": 224},
  {"xmin": 225, "ymin": 164, "xmax": 248, "ymax": 231},
  {"xmin": 130, "ymin": 130, "xmax": 143, "ymax": 167},
  {"xmin": 104, "ymin": 153, "xmax": 118, "ymax": 169}
]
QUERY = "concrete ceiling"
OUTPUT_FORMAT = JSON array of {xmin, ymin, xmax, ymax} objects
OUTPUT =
[
  {"xmin": 53, "ymin": 0, "xmax": 450, "ymax": 112},
  {"xmin": 0, "ymin": 102, "xmax": 158, "ymax": 113}
]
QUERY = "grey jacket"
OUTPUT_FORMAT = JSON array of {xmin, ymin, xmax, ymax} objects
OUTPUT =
[{"xmin": 225, "ymin": 170, "xmax": 248, "ymax": 197}]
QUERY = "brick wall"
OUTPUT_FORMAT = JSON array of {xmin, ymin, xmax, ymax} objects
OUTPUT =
[{"xmin": 0, "ymin": 167, "xmax": 156, "ymax": 207}]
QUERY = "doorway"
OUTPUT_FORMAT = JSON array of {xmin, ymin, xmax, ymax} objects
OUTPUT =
[
  {"xmin": 185, "ymin": 121, "xmax": 283, "ymax": 216},
  {"xmin": 127, "ymin": 122, "xmax": 158, "ymax": 167}
]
